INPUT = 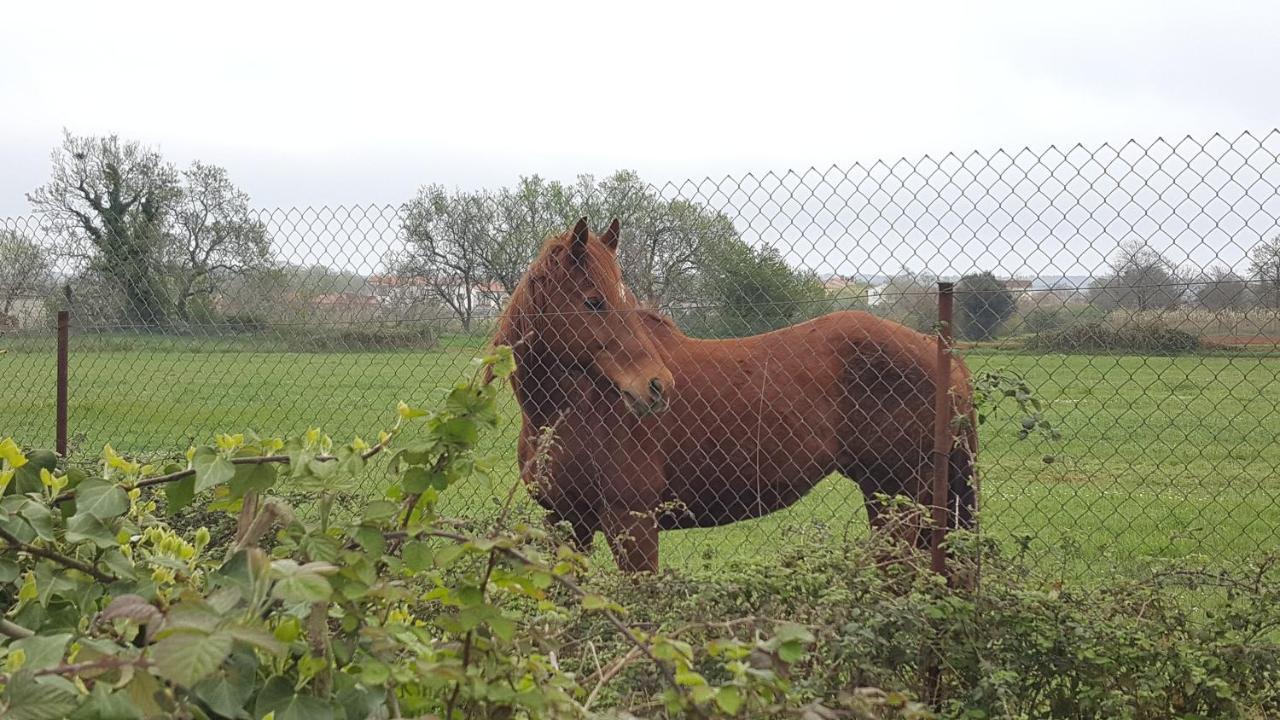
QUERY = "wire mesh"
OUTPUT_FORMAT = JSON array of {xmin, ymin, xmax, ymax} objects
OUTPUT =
[{"xmin": 2, "ymin": 130, "xmax": 1280, "ymax": 579}]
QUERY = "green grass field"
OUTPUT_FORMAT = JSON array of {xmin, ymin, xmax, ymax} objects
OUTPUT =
[{"xmin": 4, "ymin": 336, "xmax": 1279, "ymax": 581}]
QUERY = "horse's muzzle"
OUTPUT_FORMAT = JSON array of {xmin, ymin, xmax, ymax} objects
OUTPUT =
[{"xmin": 621, "ymin": 377, "xmax": 669, "ymax": 416}]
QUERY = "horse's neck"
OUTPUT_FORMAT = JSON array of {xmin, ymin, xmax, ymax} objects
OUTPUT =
[{"xmin": 510, "ymin": 350, "xmax": 597, "ymax": 424}]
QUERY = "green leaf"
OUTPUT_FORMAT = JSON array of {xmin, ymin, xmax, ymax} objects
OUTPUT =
[
  {"xmin": 402, "ymin": 466, "xmax": 446, "ymax": 494},
  {"xmin": 353, "ymin": 525, "xmax": 385, "ymax": 555},
  {"xmin": 151, "ymin": 629, "xmax": 233, "ymax": 687},
  {"xmin": 192, "ymin": 447, "xmax": 236, "ymax": 493},
  {"xmin": 192, "ymin": 647, "xmax": 258, "ymax": 717},
  {"xmin": 402, "ymin": 541, "xmax": 433, "ymax": 572},
  {"xmin": 255, "ymin": 676, "xmax": 337, "ymax": 720},
  {"xmin": 68, "ymin": 684, "xmax": 143, "ymax": 720},
  {"xmin": 11, "ymin": 633, "xmax": 71, "ymax": 672},
  {"xmin": 272, "ymin": 570, "xmax": 333, "ymax": 604},
  {"xmin": 66, "ymin": 513, "xmax": 117, "ymax": 549},
  {"xmin": 73, "ymin": 481, "xmax": 129, "ymax": 521},
  {"xmin": 17, "ymin": 500, "xmax": 56, "ymax": 541},
  {"xmin": 360, "ymin": 500, "xmax": 399, "ymax": 523},
  {"xmin": 121, "ymin": 671, "xmax": 166, "ymax": 717},
  {"xmin": 228, "ymin": 462, "xmax": 277, "ymax": 499},
  {"xmin": 715, "ymin": 685, "xmax": 743, "ymax": 714},
  {"xmin": 12, "ymin": 450, "xmax": 57, "ymax": 496},
  {"xmin": 1, "ymin": 672, "xmax": 79, "ymax": 720},
  {"xmin": 436, "ymin": 418, "xmax": 479, "ymax": 446},
  {"xmin": 164, "ymin": 476, "xmax": 196, "ymax": 515},
  {"xmin": 777, "ymin": 639, "xmax": 806, "ymax": 664}
]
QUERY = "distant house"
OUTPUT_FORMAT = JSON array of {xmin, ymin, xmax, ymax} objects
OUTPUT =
[
  {"xmin": 823, "ymin": 276, "xmax": 875, "ymax": 307},
  {"xmin": 311, "ymin": 292, "xmax": 383, "ymax": 310},
  {"xmin": 368, "ymin": 274, "xmax": 509, "ymax": 314},
  {"xmin": 1002, "ymin": 278, "xmax": 1034, "ymax": 292}
]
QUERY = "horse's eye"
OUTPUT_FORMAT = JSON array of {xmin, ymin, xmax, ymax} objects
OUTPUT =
[{"xmin": 584, "ymin": 297, "xmax": 606, "ymax": 313}]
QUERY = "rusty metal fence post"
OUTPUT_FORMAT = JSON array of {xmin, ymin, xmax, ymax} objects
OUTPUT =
[
  {"xmin": 930, "ymin": 282, "xmax": 955, "ymax": 577},
  {"xmin": 56, "ymin": 310, "xmax": 69, "ymax": 457}
]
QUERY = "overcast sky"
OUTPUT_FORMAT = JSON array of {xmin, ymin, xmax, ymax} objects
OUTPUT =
[{"xmin": 2, "ymin": 0, "xmax": 1276, "ymax": 221}]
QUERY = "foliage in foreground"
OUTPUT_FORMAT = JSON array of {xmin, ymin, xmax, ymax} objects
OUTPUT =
[
  {"xmin": 3, "ymin": 347, "xmax": 1280, "ymax": 719},
  {"xmin": 0, "ymin": 347, "xmax": 858, "ymax": 720}
]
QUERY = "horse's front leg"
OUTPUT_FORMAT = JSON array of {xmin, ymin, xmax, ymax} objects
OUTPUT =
[
  {"xmin": 600, "ymin": 455, "xmax": 664, "ymax": 574},
  {"xmin": 602, "ymin": 504, "xmax": 659, "ymax": 573}
]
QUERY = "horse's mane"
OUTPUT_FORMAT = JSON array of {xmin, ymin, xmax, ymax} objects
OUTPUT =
[{"xmin": 492, "ymin": 231, "xmax": 683, "ymax": 350}]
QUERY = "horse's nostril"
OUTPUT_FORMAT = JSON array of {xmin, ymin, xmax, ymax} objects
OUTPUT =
[{"xmin": 649, "ymin": 378, "xmax": 664, "ymax": 400}]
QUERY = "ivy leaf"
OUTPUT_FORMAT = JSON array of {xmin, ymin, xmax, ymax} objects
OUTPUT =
[
  {"xmin": 74, "ymin": 481, "xmax": 129, "ymax": 521},
  {"xmin": 192, "ymin": 447, "xmax": 236, "ymax": 493},
  {"xmin": 66, "ymin": 513, "xmax": 117, "ymax": 549},
  {"xmin": 164, "ymin": 476, "xmax": 196, "ymax": 515},
  {"xmin": 151, "ymin": 629, "xmax": 233, "ymax": 687},
  {"xmin": 12, "ymin": 450, "xmax": 57, "ymax": 496},
  {"xmin": 1, "ymin": 672, "xmax": 79, "ymax": 720}
]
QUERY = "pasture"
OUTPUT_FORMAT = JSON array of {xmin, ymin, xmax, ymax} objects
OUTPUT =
[{"xmin": 3, "ymin": 336, "xmax": 1279, "ymax": 581}]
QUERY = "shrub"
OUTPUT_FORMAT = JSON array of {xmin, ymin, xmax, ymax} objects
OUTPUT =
[
  {"xmin": 0, "ymin": 348, "xmax": 833, "ymax": 720},
  {"xmin": 1026, "ymin": 320, "xmax": 1202, "ymax": 354},
  {"xmin": 285, "ymin": 325, "xmax": 439, "ymax": 352},
  {"xmin": 955, "ymin": 272, "xmax": 1017, "ymax": 340}
]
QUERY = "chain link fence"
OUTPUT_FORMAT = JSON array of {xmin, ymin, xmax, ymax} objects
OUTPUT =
[{"xmin": 3, "ymin": 130, "xmax": 1280, "ymax": 579}]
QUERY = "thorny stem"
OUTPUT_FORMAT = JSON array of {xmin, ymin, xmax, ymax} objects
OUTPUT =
[
  {"xmin": 0, "ymin": 526, "xmax": 115, "ymax": 584},
  {"xmin": 52, "ymin": 435, "xmax": 394, "ymax": 505},
  {"xmin": 422, "ymin": 528, "xmax": 694, "ymax": 712}
]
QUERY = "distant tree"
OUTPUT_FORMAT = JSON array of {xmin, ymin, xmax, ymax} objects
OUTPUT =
[
  {"xmin": 27, "ymin": 131, "xmax": 179, "ymax": 325},
  {"xmin": 1088, "ymin": 240, "xmax": 1183, "ymax": 312},
  {"xmin": 0, "ymin": 230, "xmax": 53, "ymax": 316},
  {"xmin": 1249, "ymin": 235, "xmax": 1280, "ymax": 308},
  {"xmin": 165, "ymin": 162, "xmax": 272, "ymax": 322},
  {"xmin": 956, "ymin": 271, "xmax": 1017, "ymax": 340},
  {"xmin": 490, "ymin": 176, "xmax": 574, "ymax": 296},
  {"xmin": 569, "ymin": 171, "xmax": 738, "ymax": 308},
  {"xmin": 696, "ymin": 237, "xmax": 825, "ymax": 337},
  {"xmin": 394, "ymin": 185, "xmax": 497, "ymax": 332},
  {"xmin": 878, "ymin": 269, "xmax": 939, "ymax": 332},
  {"xmin": 1194, "ymin": 266, "xmax": 1252, "ymax": 311}
]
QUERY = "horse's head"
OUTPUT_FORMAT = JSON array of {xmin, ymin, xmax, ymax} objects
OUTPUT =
[{"xmin": 496, "ymin": 217, "xmax": 673, "ymax": 416}]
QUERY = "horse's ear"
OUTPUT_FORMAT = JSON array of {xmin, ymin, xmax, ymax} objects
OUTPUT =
[
  {"xmin": 601, "ymin": 217, "xmax": 620, "ymax": 252},
  {"xmin": 570, "ymin": 217, "xmax": 590, "ymax": 263}
]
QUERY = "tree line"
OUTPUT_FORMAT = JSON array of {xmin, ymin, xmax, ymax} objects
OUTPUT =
[
  {"xmin": 3, "ymin": 132, "xmax": 826, "ymax": 337},
  {"xmin": 4, "ymin": 131, "xmax": 1280, "ymax": 340}
]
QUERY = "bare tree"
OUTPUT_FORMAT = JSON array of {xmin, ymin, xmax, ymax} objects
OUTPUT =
[
  {"xmin": 1249, "ymin": 235, "xmax": 1280, "ymax": 308},
  {"xmin": 166, "ymin": 162, "xmax": 271, "ymax": 322},
  {"xmin": 394, "ymin": 185, "xmax": 497, "ymax": 332},
  {"xmin": 1089, "ymin": 240, "xmax": 1183, "ymax": 312},
  {"xmin": 571, "ymin": 171, "xmax": 735, "ymax": 308},
  {"xmin": 27, "ymin": 131, "xmax": 179, "ymax": 325},
  {"xmin": 0, "ymin": 230, "xmax": 53, "ymax": 316},
  {"xmin": 1194, "ymin": 266, "xmax": 1252, "ymax": 311}
]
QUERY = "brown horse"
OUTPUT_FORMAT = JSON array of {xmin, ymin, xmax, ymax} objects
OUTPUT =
[{"xmin": 493, "ymin": 218, "xmax": 978, "ymax": 572}]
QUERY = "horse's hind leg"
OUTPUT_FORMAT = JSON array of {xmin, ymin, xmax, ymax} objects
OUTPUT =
[
  {"xmin": 848, "ymin": 460, "xmax": 930, "ymax": 551},
  {"xmin": 545, "ymin": 510, "xmax": 597, "ymax": 554}
]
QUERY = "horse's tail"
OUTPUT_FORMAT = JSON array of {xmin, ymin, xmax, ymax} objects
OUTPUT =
[{"xmin": 948, "ymin": 412, "xmax": 979, "ymax": 531}]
